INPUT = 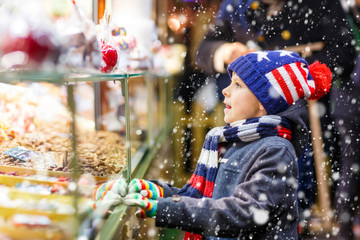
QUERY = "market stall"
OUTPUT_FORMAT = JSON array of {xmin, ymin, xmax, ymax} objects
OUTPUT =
[{"xmin": 0, "ymin": 0, "xmax": 182, "ymax": 239}]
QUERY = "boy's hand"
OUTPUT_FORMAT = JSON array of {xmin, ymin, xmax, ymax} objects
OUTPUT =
[
  {"xmin": 94, "ymin": 178, "xmax": 128, "ymax": 201},
  {"xmin": 124, "ymin": 193, "xmax": 158, "ymax": 218},
  {"xmin": 88, "ymin": 191, "xmax": 122, "ymax": 217},
  {"xmin": 128, "ymin": 179, "xmax": 164, "ymax": 200}
]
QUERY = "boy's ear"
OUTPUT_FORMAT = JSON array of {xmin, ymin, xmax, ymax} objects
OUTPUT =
[{"xmin": 259, "ymin": 102, "xmax": 267, "ymax": 114}]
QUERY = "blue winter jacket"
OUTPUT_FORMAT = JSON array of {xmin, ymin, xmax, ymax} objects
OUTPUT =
[{"xmin": 154, "ymin": 99, "xmax": 310, "ymax": 239}]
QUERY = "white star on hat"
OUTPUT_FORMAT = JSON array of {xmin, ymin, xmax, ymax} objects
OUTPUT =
[
  {"xmin": 279, "ymin": 50, "xmax": 295, "ymax": 58},
  {"xmin": 256, "ymin": 51, "xmax": 270, "ymax": 62}
]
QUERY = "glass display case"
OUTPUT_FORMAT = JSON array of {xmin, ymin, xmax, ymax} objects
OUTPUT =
[{"xmin": 0, "ymin": 70, "xmax": 162, "ymax": 239}]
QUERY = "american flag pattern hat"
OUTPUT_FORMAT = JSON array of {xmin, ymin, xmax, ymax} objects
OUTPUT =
[{"xmin": 227, "ymin": 50, "xmax": 332, "ymax": 114}]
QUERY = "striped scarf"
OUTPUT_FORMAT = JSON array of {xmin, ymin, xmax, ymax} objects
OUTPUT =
[{"xmin": 177, "ymin": 115, "xmax": 292, "ymax": 240}]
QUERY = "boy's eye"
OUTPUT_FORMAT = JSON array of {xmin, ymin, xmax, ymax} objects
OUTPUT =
[{"xmin": 236, "ymin": 82, "xmax": 241, "ymax": 88}]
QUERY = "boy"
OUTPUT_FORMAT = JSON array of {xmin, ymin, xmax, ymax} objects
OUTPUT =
[{"xmin": 97, "ymin": 50, "xmax": 332, "ymax": 239}]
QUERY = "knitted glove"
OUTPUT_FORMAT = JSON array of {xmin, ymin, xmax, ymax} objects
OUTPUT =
[
  {"xmin": 128, "ymin": 179, "xmax": 164, "ymax": 200},
  {"xmin": 93, "ymin": 178, "xmax": 128, "ymax": 201},
  {"xmin": 124, "ymin": 193, "xmax": 157, "ymax": 218},
  {"xmin": 88, "ymin": 191, "xmax": 122, "ymax": 218}
]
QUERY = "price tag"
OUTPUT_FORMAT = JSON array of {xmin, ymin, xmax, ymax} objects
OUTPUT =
[{"xmin": 4, "ymin": 146, "xmax": 39, "ymax": 162}]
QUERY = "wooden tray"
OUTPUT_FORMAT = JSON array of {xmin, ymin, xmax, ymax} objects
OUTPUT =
[{"xmin": 0, "ymin": 165, "xmax": 109, "ymax": 182}]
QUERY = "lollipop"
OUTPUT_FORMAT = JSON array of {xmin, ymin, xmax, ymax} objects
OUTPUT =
[
  {"xmin": 98, "ymin": 11, "xmax": 119, "ymax": 73},
  {"xmin": 112, "ymin": 27, "xmax": 137, "ymax": 51},
  {"xmin": 100, "ymin": 42, "xmax": 118, "ymax": 73}
]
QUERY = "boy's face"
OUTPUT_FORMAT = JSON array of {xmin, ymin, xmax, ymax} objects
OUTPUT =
[{"xmin": 222, "ymin": 72, "xmax": 267, "ymax": 124}]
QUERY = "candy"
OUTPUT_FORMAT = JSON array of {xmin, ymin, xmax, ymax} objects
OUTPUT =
[
  {"xmin": 15, "ymin": 183, "xmax": 52, "ymax": 195},
  {"xmin": 118, "ymin": 38, "xmax": 129, "ymax": 50},
  {"xmin": 51, "ymin": 184, "xmax": 63, "ymax": 194},
  {"xmin": 12, "ymin": 214, "xmax": 51, "ymax": 228},
  {"xmin": 1, "ymin": 31, "xmax": 56, "ymax": 67},
  {"xmin": 112, "ymin": 27, "xmax": 137, "ymax": 51},
  {"xmin": 112, "ymin": 27, "xmax": 127, "ymax": 37},
  {"xmin": 0, "ymin": 123, "xmax": 16, "ymax": 143},
  {"xmin": 57, "ymin": 176, "xmax": 69, "ymax": 182},
  {"xmin": 100, "ymin": 43, "xmax": 118, "ymax": 73},
  {"xmin": 7, "ymin": 171, "xmax": 17, "ymax": 176}
]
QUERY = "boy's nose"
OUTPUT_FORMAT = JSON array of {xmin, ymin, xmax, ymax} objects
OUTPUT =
[{"xmin": 222, "ymin": 87, "xmax": 229, "ymax": 97}]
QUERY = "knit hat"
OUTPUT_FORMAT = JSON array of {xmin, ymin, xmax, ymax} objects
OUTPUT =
[{"xmin": 227, "ymin": 50, "xmax": 332, "ymax": 114}]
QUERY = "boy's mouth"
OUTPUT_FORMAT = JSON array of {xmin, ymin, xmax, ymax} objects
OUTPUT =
[{"xmin": 225, "ymin": 104, "xmax": 231, "ymax": 109}]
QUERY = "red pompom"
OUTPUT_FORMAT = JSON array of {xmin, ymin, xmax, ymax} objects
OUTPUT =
[{"xmin": 308, "ymin": 61, "xmax": 332, "ymax": 100}]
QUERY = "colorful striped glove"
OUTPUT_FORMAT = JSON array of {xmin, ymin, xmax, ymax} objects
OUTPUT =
[
  {"xmin": 93, "ymin": 178, "xmax": 128, "ymax": 201},
  {"xmin": 89, "ymin": 191, "xmax": 122, "ymax": 212},
  {"xmin": 128, "ymin": 179, "xmax": 164, "ymax": 200},
  {"xmin": 124, "ymin": 193, "xmax": 158, "ymax": 218}
]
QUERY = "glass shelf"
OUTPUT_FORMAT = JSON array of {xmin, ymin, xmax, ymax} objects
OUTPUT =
[{"xmin": 0, "ymin": 69, "xmax": 146, "ymax": 84}]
